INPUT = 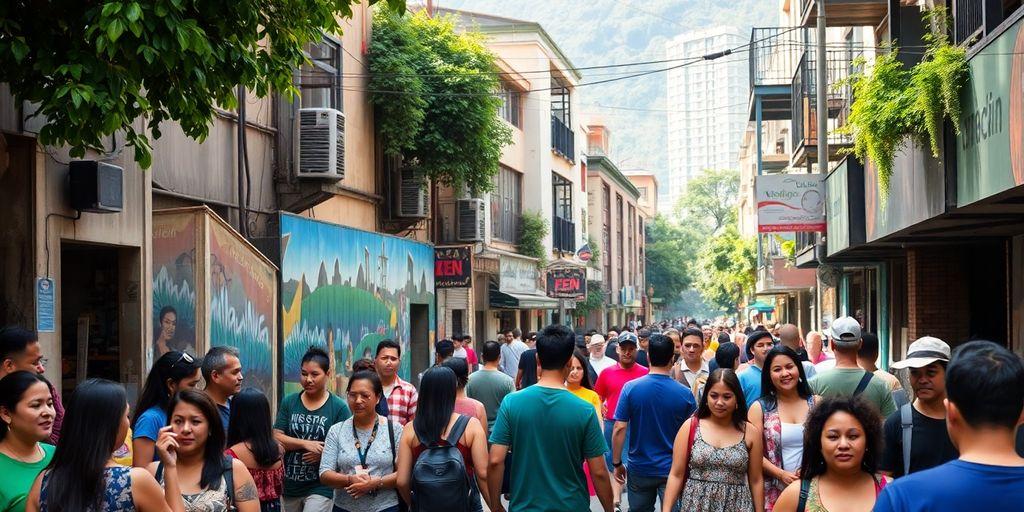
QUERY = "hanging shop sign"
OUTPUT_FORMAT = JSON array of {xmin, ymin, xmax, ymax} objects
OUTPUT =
[
  {"xmin": 756, "ymin": 174, "xmax": 826, "ymax": 232},
  {"xmin": 546, "ymin": 267, "xmax": 587, "ymax": 299},
  {"xmin": 434, "ymin": 246, "xmax": 472, "ymax": 288},
  {"xmin": 500, "ymin": 256, "xmax": 541, "ymax": 294}
]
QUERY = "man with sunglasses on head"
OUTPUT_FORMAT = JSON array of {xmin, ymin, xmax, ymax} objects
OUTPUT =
[{"xmin": 0, "ymin": 326, "xmax": 64, "ymax": 444}]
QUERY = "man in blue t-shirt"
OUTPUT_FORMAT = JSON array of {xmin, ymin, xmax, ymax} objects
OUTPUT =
[
  {"xmin": 875, "ymin": 340, "xmax": 1024, "ymax": 512},
  {"xmin": 612, "ymin": 334, "xmax": 696, "ymax": 512},
  {"xmin": 738, "ymin": 330, "xmax": 774, "ymax": 407}
]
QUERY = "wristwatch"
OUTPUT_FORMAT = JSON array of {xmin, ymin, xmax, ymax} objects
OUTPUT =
[{"xmin": 612, "ymin": 460, "xmax": 623, "ymax": 468}]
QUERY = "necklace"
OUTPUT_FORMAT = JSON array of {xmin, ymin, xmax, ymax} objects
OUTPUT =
[{"xmin": 0, "ymin": 442, "xmax": 42, "ymax": 464}]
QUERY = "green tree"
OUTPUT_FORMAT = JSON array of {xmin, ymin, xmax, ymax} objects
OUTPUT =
[
  {"xmin": 694, "ymin": 223, "xmax": 756, "ymax": 314},
  {"xmin": 0, "ymin": 0, "xmax": 404, "ymax": 167},
  {"xmin": 676, "ymin": 168, "xmax": 740, "ymax": 232},
  {"xmin": 645, "ymin": 215, "xmax": 699, "ymax": 306},
  {"xmin": 369, "ymin": 11, "xmax": 513, "ymax": 195}
]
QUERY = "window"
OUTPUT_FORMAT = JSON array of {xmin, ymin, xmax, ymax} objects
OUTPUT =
[
  {"xmin": 552, "ymin": 172, "xmax": 575, "ymax": 253},
  {"xmin": 638, "ymin": 187, "xmax": 648, "ymax": 200},
  {"xmin": 300, "ymin": 36, "xmax": 343, "ymax": 110},
  {"xmin": 551, "ymin": 76, "xmax": 571, "ymax": 125},
  {"xmin": 498, "ymin": 82, "xmax": 522, "ymax": 128},
  {"xmin": 552, "ymin": 172, "xmax": 573, "ymax": 222},
  {"xmin": 452, "ymin": 310, "xmax": 464, "ymax": 337},
  {"xmin": 603, "ymin": 183, "xmax": 611, "ymax": 280},
  {"xmin": 616, "ymin": 193, "xmax": 624, "ymax": 289},
  {"xmin": 491, "ymin": 166, "xmax": 522, "ymax": 243},
  {"xmin": 628, "ymin": 204, "xmax": 636, "ymax": 286}
]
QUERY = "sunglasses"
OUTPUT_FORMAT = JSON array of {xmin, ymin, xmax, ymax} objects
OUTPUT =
[{"xmin": 171, "ymin": 352, "xmax": 195, "ymax": 368}]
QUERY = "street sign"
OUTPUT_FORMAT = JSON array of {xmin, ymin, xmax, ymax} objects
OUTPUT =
[
  {"xmin": 36, "ymin": 277, "xmax": 55, "ymax": 333},
  {"xmin": 546, "ymin": 267, "xmax": 587, "ymax": 299},
  {"xmin": 560, "ymin": 299, "xmax": 577, "ymax": 309}
]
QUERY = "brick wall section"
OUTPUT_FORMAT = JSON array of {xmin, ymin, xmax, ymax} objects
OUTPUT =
[{"xmin": 906, "ymin": 248, "xmax": 971, "ymax": 345}]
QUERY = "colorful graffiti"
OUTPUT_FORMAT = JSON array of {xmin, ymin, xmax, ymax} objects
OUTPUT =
[
  {"xmin": 209, "ymin": 219, "xmax": 277, "ymax": 395},
  {"xmin": 279, "ymin": 214, "xmax": 435, "ymax": 394},
  {"xmin": 152, "ymin": 213, "xmax": 198, "ymax": 363}
]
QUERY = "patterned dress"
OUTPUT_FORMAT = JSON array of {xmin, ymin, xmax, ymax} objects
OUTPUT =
[
  {"xmin": 761, "ymin": 396, "xmax": 815, "ymax": 511},
  {"xmin": 41, "ymin": 466, "xmax": 135, "ymax": 511},
  {"xmin": 680, "ymin": 423, "xmax": 755, "ymax": 512}
]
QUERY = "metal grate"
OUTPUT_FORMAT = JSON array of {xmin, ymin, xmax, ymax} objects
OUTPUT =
[
  {"xmin": 953, "ymin": 0, "xmax": 984, "ymax": 45},
  {"xmin": 749, "ymin": 27, "xmax": 811, "ymax": 89}
]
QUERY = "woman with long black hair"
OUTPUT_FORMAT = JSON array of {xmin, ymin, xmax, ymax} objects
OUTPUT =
[
  {"xmin": 396, "ymin": 366, "xmax": 489, "ymax": 511},
  {"xmin": 148, "ymin": 389, "xmax": 259, "ymax": 512},
  {"xmin": 227, "ymin": 389, "xmax": 284, "ymax": 512},
  {"xmin": 26, "ymin": 378, "xmax": 184, "ymax": 512},
  {"xmin": 133, "ymin": 351, "xmax": 202, "ymax": 466},
  {"xmin": 662, "ymin": 369, "xmax": 764, "ymax": 512},
  {"xmin": 0, "ymin": 372, "xmax": 55, "ymax": 512},
  {"xmin": 749, "ymin": 346, "xmax": 819, "ymax": 512}
]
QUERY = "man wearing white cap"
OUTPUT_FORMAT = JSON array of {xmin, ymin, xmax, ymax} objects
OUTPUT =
[
  {"xmin": 808, "ymin": 316, "xmax": 897, "ymax": 417},
  {"xmin": 587, "ymin": 334, "xmax": 617, "ymax": 377},
  {"xmin": 880, "ymin": 336, "xmax": 958, "ymax": 478}
]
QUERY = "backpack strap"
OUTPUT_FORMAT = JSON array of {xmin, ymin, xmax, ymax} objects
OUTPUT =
[
  {"xmin": 155, "ymin": 462, "xmax": 164, "ymax": 482},
  {"xmin": 222, "ymin": 454, "xmax": 236, "ymax": 510},
  {"xmin": 900, "ymin": 404, "xmax": 914, "ymax": 477},
  {"xmin": 853, "ymin": 371, "xmax": 874, "ymax": 397},
  {"xmin": 796, "ymin": 478, "xmax": 811, "ymax": 512},
  {"xmin": 387, "ymin": 419, "xmax": 398, "ymax": 470},
  {"xmin": 445, "ymin": 415, "xmax": 471, "ymax": 447}
]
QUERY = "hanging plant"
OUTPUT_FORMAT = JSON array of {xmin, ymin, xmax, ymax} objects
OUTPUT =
[
  {"xmin": 574, "ymin": 280, "xmax": 606, "ymax": 318},
  {"xmin": 844, "ymin": 7, "xmax": 967, "ymax": 197},
  {"xmin": 518, "ymin": 211, "xmax": 549, "ymax": 268}
]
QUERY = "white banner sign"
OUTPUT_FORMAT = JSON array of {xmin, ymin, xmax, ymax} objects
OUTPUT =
[
  {"xmin": 499, "ymin": 256, "xmax": 540, "ymax": 294},
  {"xmin": 756, "ymin": 174, "xmax": 826, "ymax": 232}
]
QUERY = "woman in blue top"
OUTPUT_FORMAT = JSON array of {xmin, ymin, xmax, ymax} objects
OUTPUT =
[
  {"xmin": 132, "ymin": 351, "xmax": 202, "ymax": 466},
  {"xmin": 27, "ymin": 378, "xmax": 186, "ymax": 512}
]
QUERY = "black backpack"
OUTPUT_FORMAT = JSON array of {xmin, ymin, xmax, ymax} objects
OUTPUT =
[{"xmin": 411, "ymin": 414, "xmax": 473, "ymax": 512}]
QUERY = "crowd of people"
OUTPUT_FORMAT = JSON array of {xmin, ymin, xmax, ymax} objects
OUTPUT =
[{"xmin": 1, "ymin": 315, "xmax": 1023, "ymax": 512}]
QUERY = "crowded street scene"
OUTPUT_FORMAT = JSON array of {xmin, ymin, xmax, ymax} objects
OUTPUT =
[{"xmin": 2, "ymin": 0, "xmax": 1024, "ymax": 511}]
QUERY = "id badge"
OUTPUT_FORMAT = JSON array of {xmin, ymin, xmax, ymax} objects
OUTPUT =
[{"xmin": 354, "ymin": 465, "xmax": 369, "ymax": 475}]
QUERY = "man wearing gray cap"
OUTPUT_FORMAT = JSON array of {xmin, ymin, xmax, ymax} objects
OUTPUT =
[
  {"xmin": 880, "ymin": 336, "xmax": 958, "ymax": 478},
  {"xmin": 808, "ymin": 316, "xmax": 897, "ymax": 416}
]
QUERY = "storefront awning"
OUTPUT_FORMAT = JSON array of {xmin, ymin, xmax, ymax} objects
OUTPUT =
[
  {"xmin": 489, "ymin": 283, "xmax": 558, "ymax": 310},
  {"xmin": 747, "ymin": 301, "xmax": 776, "ymax": 313}
]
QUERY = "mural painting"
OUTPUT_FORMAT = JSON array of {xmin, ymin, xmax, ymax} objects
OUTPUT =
[
  {"xmin": 208, "ymin": 217, "xmax": 277, "ymax": 395},
  {"xmin": 152, "ymin": 212, "xmax": 198, "ymax": 364},
  {"xmin": 279, "ymin": 214, "xmax": 435, "ymax": 394}
]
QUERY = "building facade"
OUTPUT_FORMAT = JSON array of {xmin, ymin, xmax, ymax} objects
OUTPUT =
[{"xmin": 665, "ymin": 26, "xmax": 749, "ymax": 214}]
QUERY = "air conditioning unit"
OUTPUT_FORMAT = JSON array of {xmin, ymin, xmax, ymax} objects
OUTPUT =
[
  {"xmin": 396, "ymin": 167, "xmax": 428, "ymax": 218},
  {"xmin": 298, "ymin": 108, "xmax": 345, "ymax": 180},
  {"xmin": 456, "ymin": 198, "xmax": 485, "ymax": 242}
]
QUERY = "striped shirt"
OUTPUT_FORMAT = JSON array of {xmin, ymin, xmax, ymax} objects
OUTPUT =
[{"xmin": 385, "ymin": 376, "xmax": 418, "ymax": 426}]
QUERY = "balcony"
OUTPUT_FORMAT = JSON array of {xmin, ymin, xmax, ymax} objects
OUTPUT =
[
  {"xmin": 953, "ymin": 0, "xmax": 983, "ymax": 45},
  {"xmin": 799, "ymin": 0, "xmax": 888, "ymax": 28},
  {"xmin": 748, "ymin": 27, "xmax": 810, "ymax": 122},
  {"xmin": 790, "ymin": 49, "xmax": 857, "ymax": 168},
  {"xmin": 551, "ymin": 115, "xmax": 575, "ymax": 162},
  {"xmin": 551, "ymin": 216, "xmax": 576, "ymax": 254}
]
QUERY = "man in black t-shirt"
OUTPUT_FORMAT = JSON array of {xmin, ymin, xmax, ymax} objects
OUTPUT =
[{"xmin": 880, "ymin": 337, "xmax": 958, "ymax": 477}]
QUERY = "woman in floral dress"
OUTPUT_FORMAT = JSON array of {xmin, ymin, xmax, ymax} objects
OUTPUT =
[{"xmin": 662, "ymin": 369, "xmax": 764, "ymax": 512}]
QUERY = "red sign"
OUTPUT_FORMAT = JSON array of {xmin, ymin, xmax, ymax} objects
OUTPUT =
[
  {"xmin": 434, "ymin": 246, "xmax": 472, "ymax": 288},
  {"xmin": 546, "ymin": 268, "xmax": 586, "ymax": 299}
]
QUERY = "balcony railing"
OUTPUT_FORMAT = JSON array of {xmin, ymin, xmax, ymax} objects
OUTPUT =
[
  {"xmin": 551, "ymin": 115, "xmax": 575, "ymax": 162},
  {"xmin": 791, "ymin": 49, "xmax": 857, "ymax": 156},
  {"xmin": 552, "ymin": 216, "xmax": 576, "ymax": 253},
  {"xmin": 953, "ymin": 0, "xmax": 984, "ymax": 45},
  {"xmin": 749, "ymin": 27, "xmax": 810, "ymax": 89}
]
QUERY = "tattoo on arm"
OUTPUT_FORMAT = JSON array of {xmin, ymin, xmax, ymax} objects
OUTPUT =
[{"xmin": 236, "ymin": 481, "xmax": 258, "ymax": 502}]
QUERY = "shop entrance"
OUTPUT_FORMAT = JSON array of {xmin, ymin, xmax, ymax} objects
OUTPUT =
[
  {"xmin": 59, "ymin": 243, "xmax": 130, "ymax": 397},
  {"xmin": 409, "ymin": 303, "xmax": 430, "ymax": 381}
]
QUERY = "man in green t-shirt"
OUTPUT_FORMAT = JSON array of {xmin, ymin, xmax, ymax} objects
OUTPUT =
[
  {"xmin": 489, "ymin": 324, "xmax": 613, "ymax": 512},
  {"xmin": 467, "ymin": 340, "xmax": 515, "ymax": 431},
  {"xmin": 810, "ymin": 316, "xmax": 897, "ymax": 417}
]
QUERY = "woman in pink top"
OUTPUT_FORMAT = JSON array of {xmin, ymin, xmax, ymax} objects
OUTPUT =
[{"xmin": 442, "ymin": 358, "xmax": 489, "ymax": 437}]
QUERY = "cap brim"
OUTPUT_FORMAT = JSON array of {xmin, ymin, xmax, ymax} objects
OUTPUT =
[{"xmin": 891, "ymin": 356, "xmax": 947, "ymax": 369}]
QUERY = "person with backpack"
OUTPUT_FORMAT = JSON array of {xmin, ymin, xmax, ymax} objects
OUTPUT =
[
  {"xmin": 146, "ymin": 388, "xmax": 260, "ymax": 512},
  {"xmin": 878, "ymin": 337, "xmax": 957, "ymax": 479},
  {"xmin": 808, "ymin": 317, "xmax": 896, "ymax": 417},
  {"xmin": 320, "ymin": 371, "xmax": 401, "ymax": 512},
  {"xmin": 396, "ymin": 366, "xmax": 489, "ymax": 512}
]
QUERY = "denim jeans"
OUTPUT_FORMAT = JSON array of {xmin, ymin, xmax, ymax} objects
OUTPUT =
[
  {"xmin": 603, "ymin": 419, "xmax": 630, "ymax": 467},
  {"xmin": 627, "ymin": 474, "xmax": 679, "ymax": 512}
]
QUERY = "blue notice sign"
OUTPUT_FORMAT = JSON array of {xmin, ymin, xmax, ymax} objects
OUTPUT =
[{"xmin": 36, "ymin": 277, "xmax": 55, "ymax": 333}]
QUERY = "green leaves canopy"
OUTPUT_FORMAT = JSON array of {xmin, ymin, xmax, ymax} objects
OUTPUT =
[
  {"xmin": 369, "ymin": 11, "xmax": 513, "ymax": 195},
  {"xmin": 694, "ymin": 223, "xmax": 755, "ymax": 314},
  {"xmin": 644, "ymin": 215, "xmax": 699, "ymax": 306},
  {"xmin": 676, "ymin": 168, "xmax": 739, "ymax": 233},
  {"xmin": 0, "ymin": 0, "xmax": 404, "ymax": 167}
]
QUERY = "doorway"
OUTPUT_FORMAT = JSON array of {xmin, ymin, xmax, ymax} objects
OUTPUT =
[
  {"xmin": 60, "ymin": 243, "xmax": 122, "ymax": 397},
  {"xmin": 409, "ymin": 303, "xmax": 430, "ymax": 381}
]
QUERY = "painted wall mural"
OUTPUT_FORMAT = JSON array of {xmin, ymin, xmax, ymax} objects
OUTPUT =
[
  {"xmin": 209, "ymin": 218, "xmax": 277, "ymax": 394},
  {"xmin": 279, "ymin": 214, "xmax": 435, "ymax": 394},
  {"xmin": 152, "ymin": 213, "xmax": 198, "ymax": 362}
]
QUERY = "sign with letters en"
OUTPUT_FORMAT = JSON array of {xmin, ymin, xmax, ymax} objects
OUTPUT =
[
  {"xmin": 756, "ymin": 174, "xmax": 826, "ymax": 232},
  {"xmin": 36, "ymin": 277, "xmax": 55, "ymax": 333},
  {"xmin": 546, "ymin": 267, "xmax": 587, "ymax": 300},
  {"xmin": 434, "ymin": 246, "xmax": 472, "ymax": 288}
]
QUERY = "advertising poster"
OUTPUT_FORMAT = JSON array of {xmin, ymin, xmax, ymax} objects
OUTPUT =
[{"xmin": 756, "ymin": 174, "xmax": 826, "ymax": 232}]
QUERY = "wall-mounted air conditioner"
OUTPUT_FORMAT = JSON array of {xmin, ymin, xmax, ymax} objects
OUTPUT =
[
  {"xmin": 456, "ymin": 198, "xmax": 486, "ymax": 242},
  {"xmin": 396, "ymin": 167, "xmax": 429, "ymax": 218},
  {"xmin": 298, "ymin": 108, "xmax": 345, "ymax": 180}
]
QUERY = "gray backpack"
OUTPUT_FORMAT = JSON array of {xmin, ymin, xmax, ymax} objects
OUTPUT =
[{"xmin": 411, "ymin": 414, "xmax": 473, "ymax": 512}]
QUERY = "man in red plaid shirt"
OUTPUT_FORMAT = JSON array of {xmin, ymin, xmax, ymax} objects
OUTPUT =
[{"xmin": 374, "ymin": 339, "xmax": 418, "ymax": 425}]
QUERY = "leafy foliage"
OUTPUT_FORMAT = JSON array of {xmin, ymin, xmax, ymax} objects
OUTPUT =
[
  {"xmin": 0, "ymin": 0, "xmax": 404, "ymax": 167},
  {"xmin": 676, "ymin": 168, "xmax": 740, "ymax": 233},
  {"xmin": 644, "ymin": 215, "xmax": 699, "ymax": 306},
  {"xmin": 369, "ymin": 11, "xmax": 513, "ymax": 195},
  {"xmin": 585, "ymin": 233, "xmax": 601, "ymax": 267},
  {"xmin": 844, "ymin": 7, "xmax": 967, "ymax": 197},
  {"xmin": 518, "ymin": 211, "xmax": 549, "ymax": 266},
  {"xmin": 574, "ymin": 280, "xmax": 605, "ymax": 318},
  {"xmin": 694, "ymin": 223, "xmax": 756, "ymax": 314}
]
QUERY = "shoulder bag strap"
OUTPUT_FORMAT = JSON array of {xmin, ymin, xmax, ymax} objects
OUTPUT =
[
  {"xmin": 900, "ymin": 403, "xmax": 914, "ymax": 477},
  {"xmin": 387, "ymin": 418, "xmax": 398, "ymax": 470},
  {"xmin": 222, "ymin": 454, "xmax": 236, "ymax": 510},
  {"xmin": 683, "ymin": 417, "xmax": 698, "ymax": 484},
  {"xmin": 446, "ymin": 414, "xmax": 471, "ymax": 446},
  {"xmin": 853, "ymin": 371, "xmax": 874, "ymax": 397},
  {"xmin": 796, "ymin": 478, "xmax": 811, "ymax": 512},
  {"xmin": 155, "ymin": 462, "xmax": 164, "ymax": 482}
]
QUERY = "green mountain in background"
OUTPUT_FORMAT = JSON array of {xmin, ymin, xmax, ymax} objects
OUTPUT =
[{"xmin": 444, "ymin": 0, "xmax": 777, "ymax": 175}]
